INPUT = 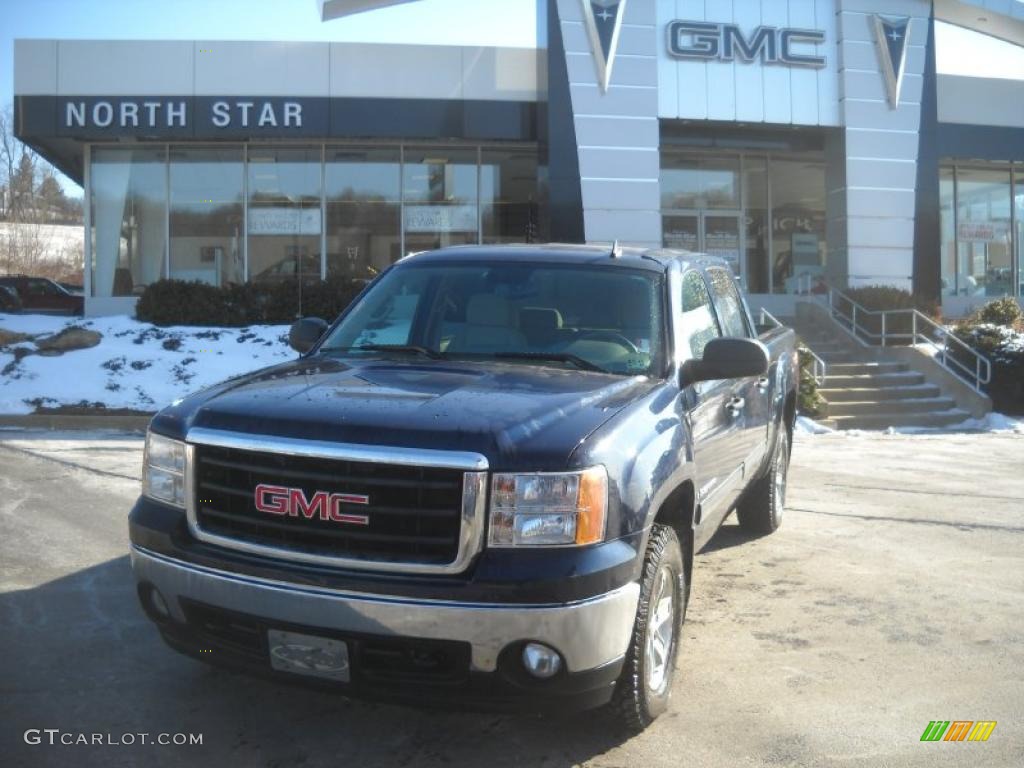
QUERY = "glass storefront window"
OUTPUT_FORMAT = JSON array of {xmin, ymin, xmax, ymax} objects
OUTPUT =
[
  {"xmin": 247, "ymin": 146, "xmax": 322, "ymax": 285},
  {"xmin": 955, "ymin": 168, "xmax": 1012, "ymax": 298},
  {"xmin": 85, "ymin": 141, "xmax": 538, "ymax": 301},
  {"xmin": 481, "ymin": 148, "xmax": 539, "ymax": 244},
  {"xmin": 661, "ymin": 155, "xmax": 740, "ymax": 210},
  {"xmin": 769, "ymin": 158, "xmax": 826, "ymax": 294},
  {"xmin": 90, "ymin": 147, "xmax": 166, "ymax": 297},
  {"xmin": 402, "ymin": 147, "xmax": 479, "ymax": 253},
  {"xmin": 660, "ymin": 151, "xmax": 825, "ymax": 293},
  {"xmin": 325, "ymin": 146, "xmax": 401, "ymax": 279},
  {"xmin": 169, "ymin": 146, "xmax": 244, "ymax": 286}
]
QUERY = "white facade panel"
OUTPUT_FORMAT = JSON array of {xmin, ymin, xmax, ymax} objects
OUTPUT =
[
  {"xmin": 573, "ymin": 114, "xmax": 661, "ymax": 147},
  {"xmin": 844, "ymin": 128, "xmax": 920, "ymax": 160},
  {"xmin": 845, "ymin": 216, "xmax": 916, "ymax": 248},
  {"xmin": 734, "ymin": 0, "xmax": 765, "ymax": 122},
  {"xmin": 14, "ymin": 40, "xmax": 57, "ymax": 95},
  {"xmin": 462, "ymin": 47, "xmax": 540, "ymax": 101},
  {"xmin": 330, "ymin": 43, "xmax": 463, "ymax": 99},
  {"xmin": 937, "ymin": 74, "xmax": 1024, "ymax": 128},
  {"xmin": 194, "ymin": 42, "xmax": 330, "ymax": 97},
  {"xmin": 657, "ymin": 0, "xmax": 840, "ymax": 126},
  {"xmin": 57, "ymin": 41, "xmax": 194, "ymax": 95},
  {"xmin": 761, "ymin": 0, "xmax": 794, "ymax": 124}
]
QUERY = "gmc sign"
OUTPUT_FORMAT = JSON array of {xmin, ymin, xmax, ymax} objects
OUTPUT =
[
  {"xmin": 667, "ymin": 21, "xmax": 827, "ymax": 68},
  {"xmin": 254, "ymin": 483, "xmax": 370, "ymax": 526}
]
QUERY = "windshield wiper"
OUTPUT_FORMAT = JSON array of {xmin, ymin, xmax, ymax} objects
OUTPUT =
[
  {"xmin": 349, "ymin": 344, "xmax": 442, "ymax": 359},
  {"xmin": 489, "ymin": 352, "xmax": 608, "ymax": 373}
]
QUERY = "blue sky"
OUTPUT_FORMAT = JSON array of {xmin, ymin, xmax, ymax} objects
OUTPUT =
[{"xmin": 2, "ymin": 0, "xmax": 537, "ymax": 192}]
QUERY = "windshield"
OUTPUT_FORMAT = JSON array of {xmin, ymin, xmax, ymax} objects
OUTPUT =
[{"xmin": 319, "ymin": 261, "xmax": 667, "ymax": 376}]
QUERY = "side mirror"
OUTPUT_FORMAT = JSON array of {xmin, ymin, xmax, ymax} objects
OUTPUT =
[
  {"xmin": 680, "ymin": 337, "xmax": 769, "ymax": 386},
  {"xmin": 289, "ymin": 317, "xmax": 329, "ymax": 354}
]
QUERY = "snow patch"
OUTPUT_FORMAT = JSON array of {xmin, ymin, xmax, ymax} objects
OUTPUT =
[
  {"xmin": 795, "ymin": 416, "xmax": 834, "ymax": 435},
  {"xmin": 0, "ymin": 313, "xmax": 293, "ymax": 415}
]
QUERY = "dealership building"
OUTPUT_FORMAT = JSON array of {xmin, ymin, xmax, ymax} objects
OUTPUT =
[{"xmin": 12, "ymin": 0, "xmax": 1024, "ymax": 316}]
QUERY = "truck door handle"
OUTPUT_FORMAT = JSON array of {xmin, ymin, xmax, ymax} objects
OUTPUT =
[
  {"xmin": 725, "ymin": 396, "xmax": 745, "ymax": 416},
  {"xmin": 756, "ymin": 376, "xmax": 770, "ymax": 391}
]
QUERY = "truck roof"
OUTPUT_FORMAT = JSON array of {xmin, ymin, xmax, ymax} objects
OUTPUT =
[{"xmin": 404, "ymin": 243, "xmax": 726, "ymax": 273}]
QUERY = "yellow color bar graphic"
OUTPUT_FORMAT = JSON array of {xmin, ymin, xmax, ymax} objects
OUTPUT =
[{"xmin": 966, "ymin": 721, "xmax": 997, "ymax": 742}]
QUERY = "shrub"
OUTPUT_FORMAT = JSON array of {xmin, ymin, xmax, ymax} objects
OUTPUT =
[
  {"xmin": 972, "ymin": 297, "xmax": 1023, "ymax": 328},
  {"xmin": 949, "ymin": 321, "xmax": 1024, "ymax": 415},
  {"xmin": 136, "ymin": 277, "xmax": 367, "ymax": 327},
  {"xmin": 797, "ymin": 346, "xmax": 825, "ymax": 418}
]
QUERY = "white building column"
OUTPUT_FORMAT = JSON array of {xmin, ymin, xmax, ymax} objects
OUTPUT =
[
  {"xmin": 836, "ymin": 0, "xmax": 931, "ymax": 289},
  {"xmin": 555, "ymin": 0, "xmax": 662, "ymax": 247}
]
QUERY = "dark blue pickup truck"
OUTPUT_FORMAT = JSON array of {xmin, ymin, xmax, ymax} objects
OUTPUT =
[{"xmin": 130, "ymin": 244, "xmax": 798, "ymax": 731}]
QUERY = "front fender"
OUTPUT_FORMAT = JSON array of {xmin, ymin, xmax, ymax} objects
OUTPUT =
[{"xmin": 572, "ymin": 384, "xmax": 697, "ymax": 545}]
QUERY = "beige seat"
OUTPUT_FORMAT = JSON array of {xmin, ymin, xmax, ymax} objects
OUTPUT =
[{"xmin": 448, "ymin": 295, "xmax": 527, "ymax": 354}]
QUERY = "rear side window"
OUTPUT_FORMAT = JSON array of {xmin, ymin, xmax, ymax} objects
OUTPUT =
[
  {"xmin": 679, "ymin": 271, "xmax": 720, "ymax": 359},
  {"xmin": 706, "ymin": 268, "xmax": 750, "ymax": 338}
]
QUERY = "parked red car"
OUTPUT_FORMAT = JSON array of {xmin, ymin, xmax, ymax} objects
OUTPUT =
[{"xmin": 0, "ymin": 276, "xmax": 84, "ymax": 315}]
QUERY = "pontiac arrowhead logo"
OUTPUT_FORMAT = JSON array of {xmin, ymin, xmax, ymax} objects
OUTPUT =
[
  {"xmin": 581, "ymin": 0, "xmax": 628, "ymax": 91},
  {"xmin": 872, "ymin": 15, "xmax": 911, "ymax": 108}
]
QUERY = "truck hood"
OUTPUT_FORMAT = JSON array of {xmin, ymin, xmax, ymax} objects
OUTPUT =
[{"xmin": 152, "ymin": 355, "xmax": 658, "ymax": 470}]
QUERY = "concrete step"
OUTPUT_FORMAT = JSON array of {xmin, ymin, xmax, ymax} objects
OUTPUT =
[
  {"xmin": 819, "ymin": 383, "xmax": 942, "ymax": 402},
  {"xmin": 824, "ymin": 371, "xmax": 925, "ymax": 388},
  {"xmin": 829, "ymin": 409, "xmax": 972, "ymax": 431},
  {"xmin": 825, "ymin": 397, "xmax": 957, "ymax": 417},
  {"xmin": 826, "ymin": 362, "xmax": 907, "ymax": 376}
]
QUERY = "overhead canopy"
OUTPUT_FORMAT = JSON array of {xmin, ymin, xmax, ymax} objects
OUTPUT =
[{"xmin": 318, "ymin": 0, "xmax": 424, "ymax": 21}]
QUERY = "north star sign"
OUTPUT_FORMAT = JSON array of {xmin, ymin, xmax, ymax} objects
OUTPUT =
[
  {"xmin": 63, "ymin": 98, "xmax": 304, "ymax": 130},
  {"xmin": 667, "ymin": 21, "xmax": 827, "ymax": 68}
]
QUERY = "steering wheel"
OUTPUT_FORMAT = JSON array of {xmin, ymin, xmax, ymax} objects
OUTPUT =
[{"xmin": 575, "ymin": 330, "xmax": 640, "ymax": 353}]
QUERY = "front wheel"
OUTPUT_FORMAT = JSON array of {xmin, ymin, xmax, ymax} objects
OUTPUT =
[
  {"xmin": 736, "ymin": 426, "xmax": 790, "ymax": 534},
  {"xmin": 610, "ymin": 524, "xmax": 686, "ymax": 732}
]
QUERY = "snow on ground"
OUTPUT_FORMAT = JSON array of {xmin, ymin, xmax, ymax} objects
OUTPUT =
[
  {"xmin": 795, "ymin": 416, "xmax": 834, "ymax": 435},
  {"xmin": 796, "ymin": 412, "xmax": 1024, "ymax": 436},
  {"xmin": 0, "ymin": 313, "xmax": 292, "ymax": 415}
]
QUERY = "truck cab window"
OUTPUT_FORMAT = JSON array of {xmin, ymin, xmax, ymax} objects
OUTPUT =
[
  {"xmin": 679, "ymin": 270, "xmax": 721, "ymax": 359},
  {"xmin": 706, "ymin": 268, "xmax": 750, "ymax": 338}
]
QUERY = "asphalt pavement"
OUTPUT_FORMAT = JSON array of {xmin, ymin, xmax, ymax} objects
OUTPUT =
[{"xmin": 1, "ymin": 427, "xmax": 1022, "ymax": 768}]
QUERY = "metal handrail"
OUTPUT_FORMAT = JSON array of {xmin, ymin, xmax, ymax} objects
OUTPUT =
[
  {"xmin": 824, "ymin": 285, "xmax": 991, "ymax": 394},
  {"xmin": 759, "ymin": 307, "xmax": 827, "ymax": 386}
]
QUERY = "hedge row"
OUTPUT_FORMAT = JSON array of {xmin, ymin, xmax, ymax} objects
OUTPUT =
[{"xmin": 135, "ymin": 278, "xmax": 367, "ymax": 327}]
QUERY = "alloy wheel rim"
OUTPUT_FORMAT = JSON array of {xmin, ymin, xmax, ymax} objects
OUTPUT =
[{"xmin": 645, "ymin": 566, "xmax": 676, "ymax": 693}]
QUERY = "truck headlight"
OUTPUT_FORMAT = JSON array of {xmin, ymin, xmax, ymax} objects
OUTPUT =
[
  {"xmin": 142, "ymin": 432, "xmax": 186, "ymax": 509},
  {"xmin": 488, "ymin": 467, "xmax": 608, "ymax": 547}
]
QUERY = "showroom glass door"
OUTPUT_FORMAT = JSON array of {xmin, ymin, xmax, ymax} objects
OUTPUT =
[{"xmin": 662, "ymin": 211, "xmax": 744, "ymax": 282}]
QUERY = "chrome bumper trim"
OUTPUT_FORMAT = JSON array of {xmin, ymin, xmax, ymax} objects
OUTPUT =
[
  {"xmin": 183, "ymin": 427, "xmax": 488, "ymax": 575},
  {"xmin": 131, "ymin": 545, "xmax": 640, "ymax": 673}
]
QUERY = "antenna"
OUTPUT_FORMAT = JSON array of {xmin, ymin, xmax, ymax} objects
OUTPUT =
[{"xmin": 610, "ymin": 240, "xmax": 622, "ymax": 259}]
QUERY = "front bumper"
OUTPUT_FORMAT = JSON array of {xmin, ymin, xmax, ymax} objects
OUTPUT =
[{"xmin": 131, "ymin": 545, "xmax": 639, "ymax": 712}]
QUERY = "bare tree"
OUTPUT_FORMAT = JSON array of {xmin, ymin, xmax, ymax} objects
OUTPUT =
[{"xmin": 0, "ymin": 104, "xmax": 83, "ymax": 278}]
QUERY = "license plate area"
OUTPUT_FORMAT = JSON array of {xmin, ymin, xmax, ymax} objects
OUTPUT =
[{"xmin": 267, "ymin": 629, "xmax": 350, "ymax": 682}]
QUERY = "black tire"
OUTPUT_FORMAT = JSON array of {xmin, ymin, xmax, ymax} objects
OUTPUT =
[
  {"xmin": 610, "ymin": 523, "xmax": 686, "ymax": 733},
  {"xmin": 736, "ymin": 425, "xmax": 790, "ymax": 535}
]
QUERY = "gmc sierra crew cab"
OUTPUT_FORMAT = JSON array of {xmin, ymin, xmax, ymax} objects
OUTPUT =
[{"xmin": 129, "ymin": 244, "xmax": 799, "ymax": 731}]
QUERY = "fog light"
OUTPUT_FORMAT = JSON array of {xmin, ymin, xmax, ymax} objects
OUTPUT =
[
  {"xmin": 150, "ymin": 588, "xmax": 170, "ymax": 618},
  {"xmin": 140, "ymin": 584, "xmax": 170, "ymax": 621},
  {"xmin": 522, "ymin": 642, "xmax": 562, "ymax": 679}
]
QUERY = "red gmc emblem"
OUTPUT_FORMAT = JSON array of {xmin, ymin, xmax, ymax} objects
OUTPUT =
[{"xmin": 254, "ymin": 484, "xmax": 370, "ymax": 526}]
